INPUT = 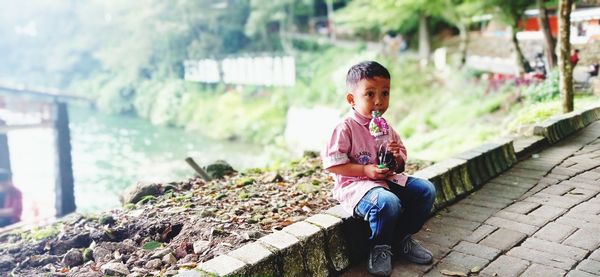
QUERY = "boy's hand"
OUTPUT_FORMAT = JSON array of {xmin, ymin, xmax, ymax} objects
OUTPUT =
[
  {"xmin": 388, "ymin": 141, "xmax": 403, "ymax": 162},
  {"xmin": 363, "ymin": 164, "xmax": 390, "ymax": 179}
]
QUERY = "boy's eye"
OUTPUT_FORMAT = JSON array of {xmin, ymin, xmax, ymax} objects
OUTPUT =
[
  {"xmin": 383, "ymin": 91, "xmax": 389, "ymax": 96},
  {"xmin": 367, "ymin": 91, "xmax": 374, "ymax": 97}
]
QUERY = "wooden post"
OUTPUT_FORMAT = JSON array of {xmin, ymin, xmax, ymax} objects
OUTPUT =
[
  {"xmin": 0, "ymin": 119, "xmax": 11, "ymax": 172},
  {"xmin": 185, "ymin": 157, "xmax": 211, "ymax": 181},
  {"xmin": 54, "ymin": 102, "xmax": 75, "ymax": 216}
]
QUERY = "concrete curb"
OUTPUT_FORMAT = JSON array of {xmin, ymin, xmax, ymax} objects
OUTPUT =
[{"xmin": 180, "ymin": 104, "xmax": 600, "ymax": 277}]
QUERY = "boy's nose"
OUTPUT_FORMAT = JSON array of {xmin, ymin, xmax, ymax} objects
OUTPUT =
[{"xmin": 374, "ymin": 96, "xmax": 383, "ymax": 105}]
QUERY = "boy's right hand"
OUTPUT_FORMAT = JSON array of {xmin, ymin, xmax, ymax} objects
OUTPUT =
[{"xmin": 363, "ymin": 164, "xmax": 390, "ymax": 180}]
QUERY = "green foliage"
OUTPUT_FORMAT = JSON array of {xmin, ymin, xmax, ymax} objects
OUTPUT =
[
  {"xmin": 142, "ymin": 241, "xmax": 162, "ymax": 250},
  {"xmin": 507, "ymin": 101, "xmax": 560, "ymax": 131},
  {"xmin": 484, "ymin": 0, "xmax": 533, "ymax": 27},
  {"xmin": 137, "ymin": 195, "xmax": 157, "ymax": 204},
  {"xmin": 21, "ymin": 224, "xmax": 62, "ymax": 241},
  {"xmin": 523, "ymin": 70, "xmax": 560, "ymax": 103},
  {"xmin": 506, "ymin": 95, "xmax": 600, "ymax": 133}
]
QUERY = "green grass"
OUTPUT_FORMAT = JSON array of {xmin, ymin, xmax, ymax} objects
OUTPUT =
[{"xmin": 21, "ymin": 224, "xmax": 63, "ymax": 241}]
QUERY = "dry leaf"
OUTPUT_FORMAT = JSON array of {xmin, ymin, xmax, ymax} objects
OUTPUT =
[{"xmin": 440, "ymin": 269, "xmax": 468, "ymax": 276}]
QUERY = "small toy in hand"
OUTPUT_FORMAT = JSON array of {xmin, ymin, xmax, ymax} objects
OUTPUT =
[{"xmin": 369, "ymin": 111, "xmax": 398, "ymax": 170}]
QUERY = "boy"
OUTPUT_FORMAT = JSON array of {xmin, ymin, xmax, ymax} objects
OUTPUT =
[
  {"xmin": 322, "ymin": 61, "xmax": 436, "ymax": 276},
  {"xmin": 0, "ymin": 168, "xmax": 22, "ymax": 227}
]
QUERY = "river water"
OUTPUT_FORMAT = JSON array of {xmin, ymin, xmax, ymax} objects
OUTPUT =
[{"xmin": 5, "ymin": 105, "xmax": 271, "ymax": 221}]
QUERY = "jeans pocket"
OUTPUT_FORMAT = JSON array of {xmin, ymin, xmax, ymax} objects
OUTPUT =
[{"xmin": 354, "ymin": 191, "xmax": 378, "ymax": 220}]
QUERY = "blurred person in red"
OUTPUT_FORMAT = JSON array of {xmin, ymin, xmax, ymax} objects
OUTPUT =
[
  {"xmin": 570, "ymin": 49, "xmax": 580, "ymax": 66},
  {"xmin": 0, "ymin": 168, "xmax": 22, "ymax": 227}
]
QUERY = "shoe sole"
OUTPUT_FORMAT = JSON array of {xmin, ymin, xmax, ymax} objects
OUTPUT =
[{"xmin": 402, "ymin": 253, "xmax": 433, "ymax": 265}]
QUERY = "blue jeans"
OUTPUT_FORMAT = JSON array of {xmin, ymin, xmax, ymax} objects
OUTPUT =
[{"xmin": 353, "ymin": 177, "xmax": 436, "ymax": 246}]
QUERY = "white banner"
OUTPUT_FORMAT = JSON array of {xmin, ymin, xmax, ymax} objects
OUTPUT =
[{"xmin": 184, "ymin": 56, "xmax": 295, "ymax": 87}]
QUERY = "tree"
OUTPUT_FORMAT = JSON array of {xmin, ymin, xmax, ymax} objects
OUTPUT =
[
  {"xmin": 439, "ymin": 0, "xmax": 482, "ymax": 67},
  {"xmin": 537, "ymin": 0, "xmax": 557, "ymax": 69},
  {"xmin": 245, "ymin": 0, "xmax": 313, "ymax": 52},
  {"xmin": 487, "ymin": 0, "xmax": 532, "ymax": 75},
  {"xmin": 557, "ymin": 0, "xmax": 574, "ymax": 112},
  {"xmin": 334, "ymin": 0, "xmax": 444, "ymax": 62}
]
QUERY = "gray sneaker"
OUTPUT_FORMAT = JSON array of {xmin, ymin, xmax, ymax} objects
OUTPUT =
[
  {"xmin": 397, "ymin": 235, "xmax": 433, "ymax": 264},
  {"xmin": 368, "ymin": 244, "xmax": 393, "ymax": 276}
]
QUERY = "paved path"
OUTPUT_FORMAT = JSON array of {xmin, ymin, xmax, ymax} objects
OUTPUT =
[{"xmin": 343, "ymin": 121, "xmax": 600, "ymax": 276}]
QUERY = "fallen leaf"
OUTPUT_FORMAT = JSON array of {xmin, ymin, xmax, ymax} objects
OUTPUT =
[
  {"xmin": 143, "ymin": 241, "xmax": 162, "ymax": 250},
  {"xmin": 440, "ymin": 269, "xmax": 468, "ymax": 276}
]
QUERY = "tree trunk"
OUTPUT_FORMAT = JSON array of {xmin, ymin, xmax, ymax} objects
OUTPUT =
[
  {"xmin": 326, "ymin": 0, "xmax": 335, "ymax": 41},
  {"xmin": 510, "ymin": 25, "xmax": 526, "ymax": 75},
  {"xmin": 537, "ymin": 0, "xmax": 557, "ymax": 69},
  {"xmin": 418, "ymin": 11, "xmax": 430, "ymax": 65},
  {"xmin": 558, "ymin": 0, "xmax": 573, "ymax": 113},
  {"xmin": 280, "ymin": 3, "xmax": 293, "ymax": 53},
  {"xmin": 458, "ymin": 22, "xmax": 469, "ymax": 67}
]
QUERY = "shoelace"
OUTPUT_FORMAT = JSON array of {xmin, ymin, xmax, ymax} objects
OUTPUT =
[
  {"xmin": 374, "ymin": 248, "xmax": 392, "ymax": 263},
  {"xmin": 402, "ymin": 238, "xmax": 414, "ymax": 254}
]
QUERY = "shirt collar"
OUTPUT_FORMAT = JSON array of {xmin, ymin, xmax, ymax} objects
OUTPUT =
[{"xmin": 349, "ymin": 108, "xmax": 371, "ymax": 126}]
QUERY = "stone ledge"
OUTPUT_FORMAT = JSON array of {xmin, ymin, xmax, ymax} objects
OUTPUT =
[
  {"xmin": 194, "ymin": 105, "xmax": 600, "ymax": 276},
  {"xmin": 513, "ymin": 135, "xmax": 548, "ymax": 161},
  {"xmin": 533, "ymin": 105, "xmax": 600, "ymax": 144}
]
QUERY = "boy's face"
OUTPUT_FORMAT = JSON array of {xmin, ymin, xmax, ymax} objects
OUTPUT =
[{"xmin": 346, "ymin": 76, "xmax": 390, "ymax": 118}]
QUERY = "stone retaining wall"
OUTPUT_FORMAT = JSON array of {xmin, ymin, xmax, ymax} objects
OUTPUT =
[{"xmin": 178, "ymin": 104, "xmax": 600, "ymax": 277}]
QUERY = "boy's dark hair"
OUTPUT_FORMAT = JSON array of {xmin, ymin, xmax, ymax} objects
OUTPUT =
[
  {"xmin": 346, "ymin": 61, "xmax": 390, "ymax": 90},
  {"xmin": 0, "ymin": 168, "xmax": 11, "ymax": 182}
]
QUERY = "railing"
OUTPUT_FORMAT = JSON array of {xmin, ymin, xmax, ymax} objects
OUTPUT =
[{"xmin": 0, "ymin": 83, "xmax": 93, "ymax": 105}]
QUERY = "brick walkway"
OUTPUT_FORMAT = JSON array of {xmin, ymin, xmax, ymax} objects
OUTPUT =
[{"xmin": 342, "ymin": 122, "xmax": 600, "ymax": 277}]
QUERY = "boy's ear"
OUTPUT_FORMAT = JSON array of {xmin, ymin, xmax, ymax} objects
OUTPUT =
[{"xmin": 346, "ymin": 92, "xmax": 354, "ymax": 106}]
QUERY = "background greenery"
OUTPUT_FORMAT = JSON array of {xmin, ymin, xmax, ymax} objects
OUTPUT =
[{"xmin": 0, "ymin": 0, "xmax": 597, "ymax": 163}]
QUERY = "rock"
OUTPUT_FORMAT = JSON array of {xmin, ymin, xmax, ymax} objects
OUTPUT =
[
  {"xmin": 150, "ymin": 248, "xmax": 172, "ymax": 259},
  {"xmin": 134, "ymin": 258, "xmax": 147, "ymax": 267},
  {"xmin": 89, "ymin": 229, "xmax": 106, "ymax": 241},
  {"xmin": 205, "ymin": 160, "xmax": 236, "ymax": 179},
  {"xmin": 100, "ymin": 262, "xmax": 130, "ymax": 276},
  {"xmin": 71, "ymin": 271, "xmax": 103, "ymax": 277},
  {"xmin": 165, "ymin": 269, "xmax": 179, "ymax": 276},
  {"xmin": 262, "ymin": 172, "xmax": 284, "ymax": 183},
  {"xmin": 62, "ymin": 249, "xmax": 84, "ymax": 267},
  {"xmin": 0, "ymin": 255, "xmax": 15, "ymax": 271},
  {"xmin": 51, "ymin": 233, "xmax": 91, "ymax": 255},
  {"xmin": 120, "ymin": 182, "xmax": 161, "ymax": 204},
  {"xmin": 125, "ymin": 254, "xmax": 139, "ymax": 266},
  {"xmin": 82, "ymin": 248, "xmax": 93, "ymax": 262},
  {"xmin": 27, "ymin": 254, "xmax": 60, "ymax": 267},
  {"xmin": 131, "ymin": 267, "xmax": 149, "ymax": 275},
  {"xmin": 105, "ymin": 226, "xmax": 129, "ymax": 242},
  {"xmin": 162, "ymin": 253, "xmax": 177, "ymax": 265},
  {"xmin": 192, "ymin": 240, "xmax": 210, "ymax": 254},
  {"xmin": 145, "ymin": 258, "xmax": 162, "ymax": 270},
  {"xmin": 92, "ymin": 246, "xmax": 111, "ymax": 263},
  {"xmin": 177, "ymin": 254, "xmax": 198, "ymax": 264},
  {"xmin": 98, "ymin": 215, "xmax": 116, "ymax": 225},
  {"xmin": 244, "ymin": 230, "xmax": 264, "ymax": 240}
]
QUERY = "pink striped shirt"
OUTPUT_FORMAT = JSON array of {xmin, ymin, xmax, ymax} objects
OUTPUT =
[{"xmin": 322, "ymin": 109, "xmax": 408, "ymax": 214}]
